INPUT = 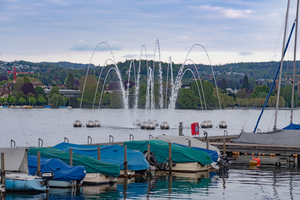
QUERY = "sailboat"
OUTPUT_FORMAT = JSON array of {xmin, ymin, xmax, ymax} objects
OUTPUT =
[
  {"xmin": 0, "ymin": 148, "xmax": 48, "ymax": 192},
  {"xmin": 232, "ymin": 0, "xmax": 300, "ymax": 146}
]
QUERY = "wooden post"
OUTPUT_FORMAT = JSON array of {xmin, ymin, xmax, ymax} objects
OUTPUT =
[
  {"xmin": 124, "ymin": 145, "xmax": 128, "ymax": 178},
  {"xmin": 1, "ymin": 153, "xmax": 4, "ymax": 185},
  {"xmin": 98, "ymin": 146, "xmax": 101, "ymax": 161},
  {"xmin": 188, "ymin": 140, "xmax": 191, "ymax": 147},
  {"xmin": 223, "ymin": 138, "xmax": 226, "ymax": 155},
  {"xmin": 37, "ymin": 151, "xmax": 41, "ymax": 177},
  {"xmin": 147, "ymin": 143, "xmax": 150, "ymax": 162},
  {"xmin": 206, "ymin": 140, "xmax": 209, "ymax": 149},
  {"xmin": 69, "ymin": 148, "xmax": 73, "ymax": 166},
  {"xmin": 169, "ymin": 142, "xmax": 172, "ymax": 173},
  {"xmin": 179, "ymin": 122, "xmax": 183, "ymax": 136}
]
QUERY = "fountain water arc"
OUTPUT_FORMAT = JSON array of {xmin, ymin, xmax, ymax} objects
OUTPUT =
[
  {"xmin": 135, "ymin": 45, "xmax": 148, "ymax": 109},
  {"xmin": 79, "ymin": 42, "xmax": 117, "ymax": 111},
  {"xmin": 75, "ymin": 40, "xmax": 223, "ymax": 129},
  {"xmin": 185, "ymin": 44, "xmax": 221, "ymax": 110},
  {"xmin": 184, "ymin": 58, "xmax": 207, "ymax": 110},
  {"xmin": 181, "ymin": 68, "xmax": 204, "ymax": 110}
]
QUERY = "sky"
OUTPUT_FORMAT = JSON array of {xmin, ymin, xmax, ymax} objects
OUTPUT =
[{"xmin": 0, "ymin": 0, "xmax": 298, "ymax": 65}]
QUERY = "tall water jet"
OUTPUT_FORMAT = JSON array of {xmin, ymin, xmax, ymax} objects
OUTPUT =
[{"xmin": 135, "ymin": 45, "xmax": 148, "ymax": 109}]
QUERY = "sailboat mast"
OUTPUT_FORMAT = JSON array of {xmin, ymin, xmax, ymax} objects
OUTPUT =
[
  {"xmin": 291, "ymin": 0, "xmax": 300, "ymax": 124},
  {"xmin": 274, "ymin": 0, "xmax": 290, "ymax": 131}
]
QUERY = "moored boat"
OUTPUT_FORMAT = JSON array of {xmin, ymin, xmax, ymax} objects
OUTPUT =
[
  {"xmin": 123, "ymin": 140, "xmax": 213, "ymax": 173},
  {"xmin": 52, "ymin": 142, "xmax": 149, "ymax": 178},
  {"xmin": 27, "ymin": 147, "xmax": 120, "ymax": 185},
  {"xmin": 27, "ymin": 155, "xmax": 86, "ymax": 188},
  {"xmin": 0, "ymin": 148, "xmax": 47, "ymax": 192}
]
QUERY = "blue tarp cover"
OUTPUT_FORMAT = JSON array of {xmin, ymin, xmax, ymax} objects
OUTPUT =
[
  {"xmin": 174, "ymin": 143, "xmax": 219, "ymax": 162},
  {"xmin": 283, "ymin": 123, "xmax": 300, "ymax": 130},
  {"xmin": 52, "ymin": 143, "xmax": 149, "ymax": 171},
  {"xmin": 28, "ymin": 155, "xmax": 86, "ymax": 181}
]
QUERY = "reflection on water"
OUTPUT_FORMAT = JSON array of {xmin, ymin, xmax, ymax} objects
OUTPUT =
[{"xmin": 4, "ymin": 166, "xmax": 300, "ymax": 199}]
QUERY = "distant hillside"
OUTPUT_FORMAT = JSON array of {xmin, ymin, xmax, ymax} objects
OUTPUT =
[{"xmin": 40, "ymin": 61, "xmax": 92, "ymax": 69}]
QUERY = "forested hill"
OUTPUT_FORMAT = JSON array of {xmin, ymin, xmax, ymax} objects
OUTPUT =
[{"xmin": 1, "ymin": 59, "xmax": 300, "ymax": 80}]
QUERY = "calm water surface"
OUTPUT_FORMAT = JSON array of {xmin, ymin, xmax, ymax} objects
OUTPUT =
[
  {"xmin": 1, "ymin": 108, "xmax": 300, "ymax": 199},
  {"xmin": 3, "ymin": 166, "xmax": 300, "ymax": 199},
  {"xmin": 1, "ymin": 108, "xmax": 300, "ymax": 147}
]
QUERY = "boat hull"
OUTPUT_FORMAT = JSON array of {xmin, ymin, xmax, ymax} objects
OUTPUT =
[
  {"xmin": 5, "ymin": 173, "xmax": 46, "ymax": 192},
  {"xmin": 48, "ymin": 180, "xmax": 83, "ymax": 188},
  {"xmin": 83, "ymin": 173, "xmax": 116, "ymax": 185},
  {"xmin": 169, "ymin": 162, "xmax": 209, "ymax": 173}
]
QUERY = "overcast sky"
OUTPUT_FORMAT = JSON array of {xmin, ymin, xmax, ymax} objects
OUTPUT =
[{"xmin": 0, "ymin": 0, "xmax": 298, "ymax": 65}]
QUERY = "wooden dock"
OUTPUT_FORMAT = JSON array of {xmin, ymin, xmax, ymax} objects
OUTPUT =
[{"xmin": 196, "ymin": 135, "xmax": 300, "ymax": 156}]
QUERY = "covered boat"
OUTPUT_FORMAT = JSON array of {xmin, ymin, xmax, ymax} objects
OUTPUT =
[
  {"xmin": 0, "ymin": 148, "xmax": 47, "ymax": 192},
  {"xmin": 52, "ymin": 142, "xmax": 149, "ymax": 177},
  {"xmin": 28, "ymin": 147, "xmax": 120, "ymax": 184},
  {"xmin": 149, "ymin": 135, "xmax": 220, "ymax": 162},
  {"xmin": 123, "ymin": 140, "xmax": 213, "ymax": 172},
  {"xmin": 28, "ymin": 155, "xmax": 86, "ymax": 188}
]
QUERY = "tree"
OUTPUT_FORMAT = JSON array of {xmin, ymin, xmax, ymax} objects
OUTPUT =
[
  {"xmin": 0, "ymin": 98, "xmax": 5, "ymax": 105},
  {"xmin": 110, "ymin": 89, "xmax": 123, "ymax": 108},
  {"xmin": 34, "ymin": 86, "xmax": 46, "ymax": 97},
  {"xmin": 38, "ymin": 96, "xmax": 47, "ymax": 105},
  {"xmin": 176, "ymin": 88, "xmax": 199, "ymax": 109},
  {"xmin": 18, "ymin": 97, "xmax": 26, "ymax": 105},
  {"xmin": 190, "ymin": 80, "xmax": 214, "ymax": 107},
  {"xmin": 79, "ymin": 75, "xmax": 100, "ymax": 106},
  {"xmin": 29, "ymin": 97, "xmax": 36, "ymax": 105},
  {"xmin": 66, "ymin": 73, "xmax": 74, "ymax": 89},
  {"xmin": 50, "ymin": 93, "xmax": 63, "ymax": 107},
  {"xmin": 8, "ymin": 97, "xmax": 16, "ymax": 105},
  {"xmin": 41, "ymin": 77, "xmax": 49, "ymax": 86},
  {"xmin": 221, "ymin": 78, "xmax": 227, "ymax": 91},
  {"xmin": 50, "ymin": 86, "xmax": 60, "ymax": 96},
  {"xmin": 0, "ymin": 76, "xmax": 8, "ymax": 82},
  {"xmin": 23, "ymin": 77, "xmax": 30, "ymax": 83},
  {"xmin": 241, "ymin": 74, "xmax": 250, "ymax": 90},
  {"xmin": 21, "ymin": 83, "xmax": 36, "ymax": 95},
  {"xmin": 251, "ymin": 85, "xmax": 271, "ymax": 98}
]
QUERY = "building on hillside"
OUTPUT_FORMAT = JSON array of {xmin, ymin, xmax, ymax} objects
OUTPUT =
[{"xmin": 0, "ymin": 86, "xmax": 12, "ymax": 98}]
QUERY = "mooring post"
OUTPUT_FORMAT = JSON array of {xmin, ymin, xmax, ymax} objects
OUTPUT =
[
  {"xmin": 97, "ymin": 146, "xmax": 101, "ymax": 161},
  {"xmin": 147, "ymin": 143, "xmax": 150, "ymax": 162},
  {"xmin": 204, "ymin": 131, "xmax": 209, "ymax": 149},
  {"xmin": 223, "ymin": 130, "xmax": 228, "ymax": 155},
  {"xmin": 124, "ymin": 145, "xmax": 128, "ymax": 178},
  {"xmin": 188, "ymin": 140, "xmax": 191, "ymax": 148},
  {"xmin": 69, "ymin": 148, "xmax": 73, "ymax": 166},
  {"xmin": 169, "ymin": 142, "xmax": 172, "ymax": 173},
  {"xmin": 179, "ymin": 122, "xmax": 183, "ymax": 136},
  {"xmin": 37, "ymin": 151, "xmax": 41, "ymax": 177},
  {"xmin": 1, "ymin": 153, "xmax": 4, "ymax": 185}
]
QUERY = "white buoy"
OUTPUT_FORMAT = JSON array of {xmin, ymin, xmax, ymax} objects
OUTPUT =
[
  {"xmin": 153, "ymin": 120, "xmax": 159, "ymax": 127},
  {"xmin": 73, "ymin": 120, "xmax": 82, "ymax": 127},
  {"xmin": 141, "ymin": 121, "xmax": 147, "ymax": 129},
  {"xmin": 207, "ymin": 120, "xmax": 213, "ymax": 128},
  {"xmin": 219, "ymin": 121, "xmax": 227, "ymax": 129},
  {"xmin": 86, "ymin": 120, "xmax": 95, "ymax": 128},
  {"xmin": 134, "ymin": 119, "xmax": 141, "ymax": 126},
  {"xmin": 146, "ymin": 122, "xmax": 155, "ymax": 130},
  {"xmin": 201, "ymin": 121, "xmax": 209, "ymax": 128},
  {"xmin": 160, "ymin": 121, "xmax": 170, "ymax": 130},
  {"xmin": 94, "ymin": 120, "xmax": 101, "ymax": 127}
]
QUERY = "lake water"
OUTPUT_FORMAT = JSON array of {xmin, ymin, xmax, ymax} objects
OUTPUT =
[
  {"xmin": 1, "ymin": 108, "xmax": 300, "ymax": 199},
  {"xmin": 1, "ymin": 108, "xmax": 300, "ymax": 148}
]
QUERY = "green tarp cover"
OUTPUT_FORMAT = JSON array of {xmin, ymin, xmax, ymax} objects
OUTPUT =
[
  {"xmin": 123, "ymin": 140, "xmax": 213, "ymax": 165},
  {"xmin": 28, "ymin": 147, "xmax": 120, "ymax": 177}
]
